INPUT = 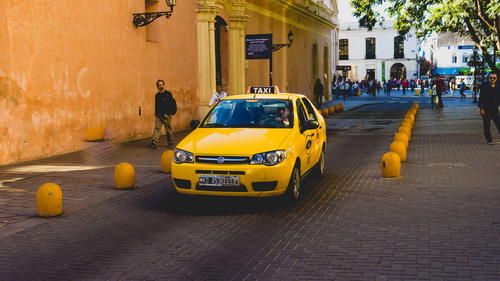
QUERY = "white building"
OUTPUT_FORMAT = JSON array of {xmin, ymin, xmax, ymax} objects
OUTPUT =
[
  {"xmin": 424, "ymin": 33, "xmax": 474, "ymax": 75},
  {"xmin": 337, "ymin": 21, "xmax": 419, "ymax": 82}
]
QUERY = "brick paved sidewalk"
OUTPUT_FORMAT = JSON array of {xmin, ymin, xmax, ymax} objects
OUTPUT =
[{"xmin": 0, "ymin": 131, "xmax": 189, "ymax": 238}]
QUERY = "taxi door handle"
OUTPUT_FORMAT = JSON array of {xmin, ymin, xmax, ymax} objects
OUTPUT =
[{"xmin": 306, "ymin": 133, "xmax": 315, "ymax": 137}]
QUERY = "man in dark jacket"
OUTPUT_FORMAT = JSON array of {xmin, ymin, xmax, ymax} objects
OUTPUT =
[
  {"xmin": 478, "ymin": 70, "xmax": 500, "ymax": 144},
  {"xmin": 149, "ymin": 80, "xmax": 177, "ymax": 149},
  {"xmin": 314, "ymin": 78, "xmax": 324, "ymax": 107},
  {"xmin": 435, "ymin": 76, "xmax": 446, "ymax": 108}
]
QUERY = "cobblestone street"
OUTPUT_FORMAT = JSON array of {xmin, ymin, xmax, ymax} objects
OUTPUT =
[{"xmin": 1, "ymin": 96, "xmax": 500, "ymax": 280}]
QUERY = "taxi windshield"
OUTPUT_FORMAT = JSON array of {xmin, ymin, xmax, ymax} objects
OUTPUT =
[{"xmin": 201, "ymin": 99, "xmax": 294, "ymax": 129}]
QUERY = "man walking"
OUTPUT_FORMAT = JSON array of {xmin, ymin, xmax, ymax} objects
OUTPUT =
[
  {"xmin": 435, "ymin": 76, "xmax": 446, "ymax": 108},
  {"xmin": 149, "ymin": 80, "xmax": 177, "ymax": 149},
  {"xmin": 459, "ymin": 78, "xmax": 466, "ymax": 100},
  {"xmin": 314, "ymin": 78, "xmax": 324, "ymax": 107},
  {"xmin": 478, "ymin": 71, "xmax": 500, "ymax": 144}
]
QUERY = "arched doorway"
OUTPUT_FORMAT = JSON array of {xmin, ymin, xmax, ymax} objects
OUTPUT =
[
  {"xmin": 390, "ymin": 63, "xmax": 406, "ymax": 80},
  {"xmin": 215, "ymin": 16, "xmax": 229, "ymax": 91},
  {"xmin": 312, "ymin": 43, "xmax": 318, "ymax": 95},
  {"xmin": 323, "ymin": 46, "xmax": 329, "ymax": 99}
]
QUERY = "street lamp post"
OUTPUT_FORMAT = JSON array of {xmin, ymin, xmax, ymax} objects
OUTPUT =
[{"xmin": 468, "ymin": 46, "xmax": 481, "ymax": 103}]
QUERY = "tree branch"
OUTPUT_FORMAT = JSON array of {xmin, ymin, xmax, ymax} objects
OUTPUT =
[
  {"xmin": 464, "ymin": 17, "xmax": 497, "ymax": 71},
  {"xmin": 475, "ymin": 0, "xmax": 495, "ymax": 31}
]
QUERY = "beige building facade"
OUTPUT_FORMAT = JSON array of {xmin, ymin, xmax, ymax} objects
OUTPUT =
[{"xmin": 0, "ymin": 0, "xmax": 338, "ymax": 165}]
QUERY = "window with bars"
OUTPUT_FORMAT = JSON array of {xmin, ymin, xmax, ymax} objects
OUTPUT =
[
  {"xmin": 394, "ymin": 36, "xmax": 404, "ymax": 58},
  {"xmin": 339, "ymin": 39, "xmax": 349, "ymax": 60},
  {"xmin": 366, "ymin": 37, "xmax": 375, "ymax": 59}
]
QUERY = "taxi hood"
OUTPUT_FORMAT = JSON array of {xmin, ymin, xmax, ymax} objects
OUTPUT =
[{"xmin": 177, "ymin": 128, "xmax": 292, "ymax": 156}]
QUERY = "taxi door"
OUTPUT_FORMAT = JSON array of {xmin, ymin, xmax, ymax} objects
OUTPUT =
[
  {"xmin": 295, "ymin": 99, "xmax": 316, "ymax": 173},
  {"xmin": 301, "ymin": 97, "xmax": 322, "ymax": 165}
]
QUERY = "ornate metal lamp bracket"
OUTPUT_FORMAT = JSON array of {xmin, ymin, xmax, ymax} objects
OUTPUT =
[
  {"xmin": 133, "ymin": 10, "xmax": 173, "ymax": 27},
  {"xmin": 272, "ymin": 31, "xmax": 295, "ymax": 52}
]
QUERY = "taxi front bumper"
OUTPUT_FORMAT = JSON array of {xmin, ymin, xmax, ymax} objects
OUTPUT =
[{"xmin": 171, "ymin": 159, "xmax": 294, "ymax": 197}]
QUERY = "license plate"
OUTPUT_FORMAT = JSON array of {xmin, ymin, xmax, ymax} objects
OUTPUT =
[{"xmin": 199, "ymin": 175, "xmax": 240, "ymax": 187}]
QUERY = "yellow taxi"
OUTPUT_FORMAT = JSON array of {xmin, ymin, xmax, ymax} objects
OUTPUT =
[{"xmin": 171, "ymin": 86, "xmax": 327, "ymax": 201}]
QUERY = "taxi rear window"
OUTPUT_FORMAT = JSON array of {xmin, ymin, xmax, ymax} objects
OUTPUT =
[{"xmin": 201, "ymin": 99, "xmax": 294, "ymax": 129}]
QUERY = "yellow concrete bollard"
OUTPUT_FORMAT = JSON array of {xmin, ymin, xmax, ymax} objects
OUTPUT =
[
  {"xmin": 85, "ymin": 124, "xmax": 105, "ymax": 142},
  {"xmin": 394, "ymin": 132, "xmax": 409, "ymax": 148},
  {"xmin": 340, "ymin": 104, "xmax": 345, "ymax": 111},
  {"xmin": 389, "ymin": 140, "xmax": 407, "ymax": 162},
  {"xmin": 405, "ymin": 114, "xmax": 415, "ymax": 122},
  {"xmin": 333, "ymin": 104, "xmax": 339, "ymax": 112},
  {"xmin": 114, "ymin": 162, "xmax": 136, "ymax": 189},
  {"xmin": 403, "ymin": 118, "xmax": 415, "ymax": 128},
  {"xmin": 322, "ymin": 108, "xmax": 329, "ymax": 116},
  {"xmin": 398, "ymin": 126, "xmax": 411, "ymax": 140},
  {"xmin": 381, "ymin": 152, "xmax": 401, "ymax": 178},
  {"xmin": 36, "ymin": 183, "xmax": 63, "ymax": 217},
  {"xmin": 161, "ymin": 150, "xmax": 174, "ymax": 173},
  {"xmin": 415, "ymin": 89, "xmax": 420, "ymax": 96},
  {"xmin": 401, "ymin": 120, "xmax": 413, "ymax": 130},
  {"xmin": 328, "ymin": 107, "xmax": 335, "ymax": 115}
]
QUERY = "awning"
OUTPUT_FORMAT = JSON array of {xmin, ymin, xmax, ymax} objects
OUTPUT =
[{"xmin": 433, "ymin": 67, "xmax": 471, "ymax": 75}]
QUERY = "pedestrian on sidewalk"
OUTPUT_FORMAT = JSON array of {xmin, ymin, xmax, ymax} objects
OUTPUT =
[
  {"xmin": 459, "ymin": 78, "xmax": 466, "ymax": 100},
  {"xmin": 435, "ymin": 76, "xmax": 446, "ymax": 108},
  {"xmin": 209, "ymin": 84, "xmax": 227, "ymax": 107},
  {"xmin": 478, "ymin": 70, "xmax": 500, "ymax": 144},
  {"xmin": 314, "ymin": 78, "xmax": 324, "ymax": 107},
  {"xmin": 149, "ymin": 80, "xmax": 177, "ymax": 149}
]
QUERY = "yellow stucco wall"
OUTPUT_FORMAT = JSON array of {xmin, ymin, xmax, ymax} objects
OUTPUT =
[
  {"xmin": 0, "ymin": 0, "xmax": 199, "ymax": 165},
  {"xmin": 243, "ymin": 0, "xmax": 333, "ymax": 98},
  {"xmin": 0, "ymin": 0, "xmax": 337, "ymax": 166}
]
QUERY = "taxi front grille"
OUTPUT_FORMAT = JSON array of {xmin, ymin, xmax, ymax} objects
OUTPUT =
[
  {"xmin": 196, "ymin": 170, "xmax": 245, "ymax": 175},
  {"xmin": 195, "ymin": 156, "xmax": 250, "ymax": 165},
  {"xmin": 196, "ymin": 185, "xmax": 247, "ymax": 192}
]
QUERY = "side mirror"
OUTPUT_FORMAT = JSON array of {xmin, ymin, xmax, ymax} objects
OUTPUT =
[
  {"xmin": 305, "ymin": 120, "xmax": 319, "ymax": 130},
  {"xmin": 190, "ymin": 120, "xmax": 200, "ymax": 129}
]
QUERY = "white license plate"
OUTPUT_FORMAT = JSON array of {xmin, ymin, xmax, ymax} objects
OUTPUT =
[{"xmin": 199, "ymin": 175, "xmax": 240, "ymax": 187}]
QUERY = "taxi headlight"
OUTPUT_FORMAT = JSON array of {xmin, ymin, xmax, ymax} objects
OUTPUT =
[
  {"xmin": 173, "ymin": 149, "xmax": 194, "ymax": 164},
  {"xmin": 250, "ymin": 150, "xmax": 286, "ymax": 166}
]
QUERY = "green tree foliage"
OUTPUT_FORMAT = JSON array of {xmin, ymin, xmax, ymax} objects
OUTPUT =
[{"xmin": 351, "ymin": 0, "xmax": 500, "ymax": 71}]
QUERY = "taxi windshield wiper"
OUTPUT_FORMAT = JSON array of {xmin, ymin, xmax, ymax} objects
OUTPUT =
[
  {"xmin": 234, "ymin": 123, "xmax": 276, "ymax": 128},
  {"xmin": 202, "ymin": 123, "xmax": 228, "ymax": 128}
]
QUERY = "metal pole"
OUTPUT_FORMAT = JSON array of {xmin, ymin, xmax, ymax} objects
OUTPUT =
[{"xmin": 269, "ymin": 56, "xmax": 273, "ymax": 86}]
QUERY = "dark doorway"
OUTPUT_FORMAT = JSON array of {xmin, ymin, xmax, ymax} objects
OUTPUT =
[
  {"xmin": 215, "ymin": 16, "xmax": 228, "ymax": 89},
  {"xmin": 390, "ymin": 63, "xmax": 406, "ymax": 79},
  {"xmin": 366, "ymin": 69, "xmax": 375, "ymax": 80}
]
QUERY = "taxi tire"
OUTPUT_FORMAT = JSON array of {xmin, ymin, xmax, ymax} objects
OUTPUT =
[
  {"xmin": 284, "ymin": 163, "xmax": 301, "ymax": 203},
  {"xmin": 312, "ymin": 146, "xmax": 325, "ymax": 178}
]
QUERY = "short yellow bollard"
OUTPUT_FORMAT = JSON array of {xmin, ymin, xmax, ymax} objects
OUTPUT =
[
  {"xmin": 401, "ymin": 120, "xmax": 413, "ymax": 130},
  {"xmin": 381, "ymin": 152, "xmax": 401, "ymax": 178},
  {"xmin": 398, "ymin": 126, "xmax": 411, "ymax": 140},
  {"xmin": 403, "ymin": 118, "xmax": 414, "ymax": 128},
  {"xmin": 389, "ymin": 140, "xmax": 407, "ymax": 162},
  {"xmin": 333, "ymin": 104, "xmax": 339, "ymax": 112},
  {"xmin": 85, "ymin": 124, "xmax": 105, "ymax": 142},
  {"xmin": 114, "ymin": 162, "xmax": 136, "ymax": 189},
  {"xmin": 161, "ymin": 150, "xmax": 174, "ymax": 173},
  {"xmin": 339, "ymin": 104, "xmax": 345, "ymax": 112},
  {"xmin": 415, "ymin": 89, "xmax": 420, "ymax": 96},
  {"xmin": 394, "ymin": 132, "xmax": 409, "ymax": 148},
  {"xmin": 322, "ymin": 108, "xmax": 329, "ymax": 116},
  {"xmin": 36, "ymin": 183, "xmax": 63, "ymax": 217},
  {"xmin": 328, "ymin": 107, "xmax": 335, "ymax": 115},
  {"xmin": 405, "ymin": 114, "xmax": 415, "ymax": 122}
]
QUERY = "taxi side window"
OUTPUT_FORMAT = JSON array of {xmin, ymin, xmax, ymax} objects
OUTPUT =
[
  {"xmin": 301, "ymin": 98, "xmax": 318, "ymax": 121},
  {"xmin": 295, "ymin": 99, "xmax": 308, "ymax": 132}
]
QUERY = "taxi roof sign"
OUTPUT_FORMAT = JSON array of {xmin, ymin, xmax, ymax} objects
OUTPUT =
[{"xmin": 247, "ymin": 86, "xmax": 280, "ymax": 94}]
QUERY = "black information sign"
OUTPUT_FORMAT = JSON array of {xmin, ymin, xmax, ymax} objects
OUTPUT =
[
  {"xmin": 336, "ymin": 65, "xmax": 352, "ymax": 71},
  {"xmin": 246, "ymin": 34, "xmax": 273, "ymax": 60}
]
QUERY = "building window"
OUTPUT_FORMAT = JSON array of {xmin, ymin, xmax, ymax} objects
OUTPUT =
[
  {"xmin": 146, "ymin": 0, "xmax": 160, "ymax": 42},
  {"xmin": 452, "ymin": 54, "xmax": 457, "ymax": 64},
  {"xmin": 339, "ymin": 39, "xmax": 349, "ymax": 60},
  {"xmin": 462, "ymin": 55, "xmax": 469, "ymax": 64},
  {"xmin": 394, "ymin": 36, "xmax": 404, "ymax": 59},
  {"xmin": 366, "ymin": 37, "xmax": 376, "ymax": 59}
]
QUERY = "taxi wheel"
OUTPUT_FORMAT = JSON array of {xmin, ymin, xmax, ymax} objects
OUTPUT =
[
  {"xmin": 313, "ymin": 147, "xmax": 325, "ymax": 178},
  {"xmin": 285, "ymin": 164, "xmax": 301, "ymax": 202}
]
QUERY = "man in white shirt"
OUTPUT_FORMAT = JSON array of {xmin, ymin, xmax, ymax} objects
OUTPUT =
[{"xmin": 209, "ymin": 84, "xmax": 227, "ymax": 107}]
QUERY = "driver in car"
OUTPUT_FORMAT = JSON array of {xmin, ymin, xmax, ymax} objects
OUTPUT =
[{"xmin": 275, "ymin": 107, "xmax": 290, "ymax": 128}]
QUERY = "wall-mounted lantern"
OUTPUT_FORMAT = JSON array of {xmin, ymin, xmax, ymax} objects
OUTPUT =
[
  {"xmin": 132, "ymin": 0, "xmax": 176, "ymax": 28},
  {"xmin": 273, "ymin": 31, "xmax": 295, "ymax": 52}
]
